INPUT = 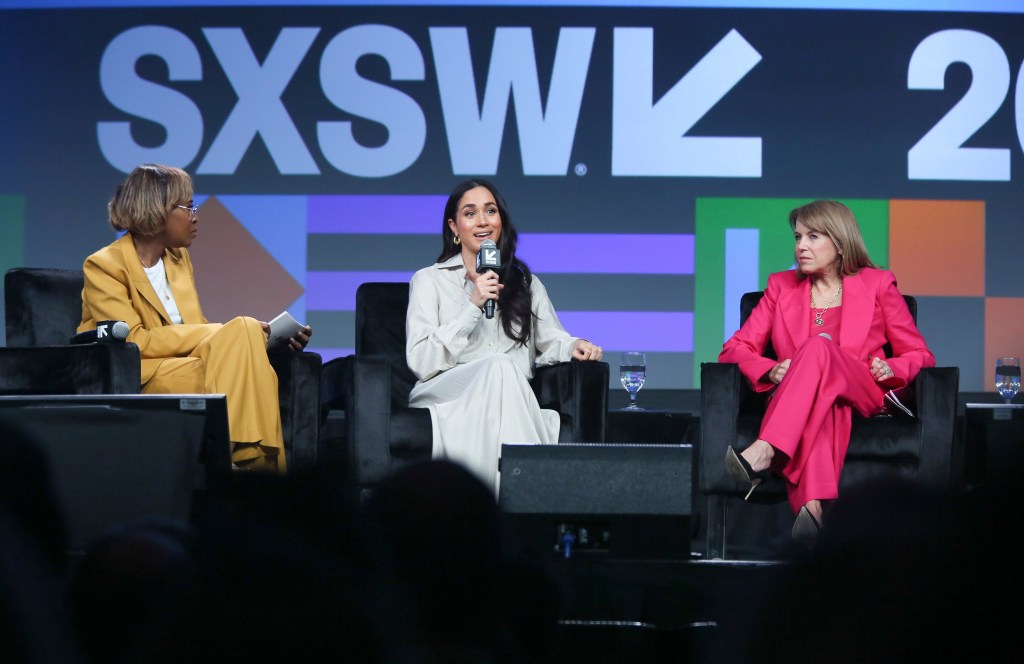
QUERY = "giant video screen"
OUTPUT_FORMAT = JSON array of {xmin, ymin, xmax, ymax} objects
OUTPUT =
[{"xmin": 1, "ymin": 1, "xmax": 1022, "ymax": 389}]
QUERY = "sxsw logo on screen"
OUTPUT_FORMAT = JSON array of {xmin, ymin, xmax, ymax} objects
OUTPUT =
[{"xmin": 97, "ymin": 25, "xmax": 762, "ymax": 178}]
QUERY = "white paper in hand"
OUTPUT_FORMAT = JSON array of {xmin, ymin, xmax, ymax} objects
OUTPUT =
[
  {"xmin": 267, "ymin": 311, "xmax": 305, "ymax": 350},
  {"xmin": 884, "ymin": 390, "xmax": 914, "ymax": 418}
]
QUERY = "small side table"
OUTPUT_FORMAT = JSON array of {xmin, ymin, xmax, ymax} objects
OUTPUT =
[
  {"xmin": 962, "ymin": 403, "xmax": 1024, "ymax": 490},
  {"xmin": 606, "ymin": 409, "xmax": 697, "ymax": 446},
  {"xmin": 603, "ymin": 408, "xmax": 702, "ymax": 556}
]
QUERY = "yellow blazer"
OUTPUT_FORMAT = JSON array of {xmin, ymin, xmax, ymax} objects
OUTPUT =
[{"xmin": 78, "ymin": 233, "xmax": 221, "ymax": 383}]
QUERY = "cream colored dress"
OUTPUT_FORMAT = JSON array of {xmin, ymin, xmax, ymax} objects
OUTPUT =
[{"xmin": 406, "ymin": 255, "xmax": 579, "ymax": 491}]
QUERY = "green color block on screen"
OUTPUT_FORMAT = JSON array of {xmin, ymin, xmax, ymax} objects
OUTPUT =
[
  {"xmin": 694, "ymin": 197, "xmax": 889, "ymax": 386},
  {"xmin": 0, "ymin": 196, "xmax": 26, "ymax": 278}
]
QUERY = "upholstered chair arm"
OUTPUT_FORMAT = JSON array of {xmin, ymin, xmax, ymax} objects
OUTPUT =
[
  {"xmin": 268, "ymin": 350, "xmax": 321, "ymax": 472},
  {"xmin": 0, "ymin": 344, "xmax": 141, "ymax": 395},
  {"xmin": 912, "ymin": 366, "xmax": 960, "ymax": 489},
  {"xmin": 531, "ymin": 360, "xmax": 609, "ymax": 443},
  {"xmin": 699, "ymin": 362, "xmax": 745, "ymax": 494},
  {"xmin": 334, "ymin": 355, "xmax": 400, "ymax": 485}
]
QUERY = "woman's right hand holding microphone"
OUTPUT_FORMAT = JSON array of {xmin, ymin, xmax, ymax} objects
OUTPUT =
[{"xmin": 470, "ymin": 270, "xmax": 503, "ymax": 309}]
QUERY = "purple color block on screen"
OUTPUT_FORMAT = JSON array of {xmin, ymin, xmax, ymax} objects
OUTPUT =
[
  {"xmin": 308, "ymin": 347, "xmax": 354, "ymax": 363},
  {"xmin": 556, "ymin": 311, "xmax": 693, "ymax": 352},
  {"xmin": 518, "ymin": 234, "xmax": 693, "ymax": 274},
  {"xmin": 306, "ymin": 272, "xmax": 414, "ymax": 310},
  {"xmin": 308, "ymin": 195, "xmax": 446, "ymax": 234}
]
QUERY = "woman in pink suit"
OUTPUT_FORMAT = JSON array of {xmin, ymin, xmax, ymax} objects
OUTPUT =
[{"xmin": 720, "ymin": 200, "xmax": 934, "ymax": 545}]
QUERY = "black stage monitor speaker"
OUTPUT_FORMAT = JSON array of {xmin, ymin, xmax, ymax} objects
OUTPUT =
[
  {"xmin": 0, "ymin": 394, "xmax": 231, "ymax": 555},
  {"xmin": 0, "ymin": 394, "xmax": 230, "ymax": 472},
  {"xmin": 499, "ymin": 443, "xmax": 693, "ymax": 561}
]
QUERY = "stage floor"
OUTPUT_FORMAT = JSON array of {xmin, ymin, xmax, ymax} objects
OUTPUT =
[{"xmin": 548, "ymin": 558, "xmax": 792, "ymax": 663}]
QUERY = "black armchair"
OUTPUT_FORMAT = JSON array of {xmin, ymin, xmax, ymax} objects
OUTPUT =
[
  {"xmin": 1, "ymin": 267, "xmax": 322, "ymax": 471},
  {"xmin": 320, "ymin": 282, "xmax": 609, "ymax": 487},
  {"xmin": 2, "ymin": 267, "xmax": 140, "ymax": 394},
  {"xmin": 699, "ymin": 291, "xmax": 959, "ymax": 559}
]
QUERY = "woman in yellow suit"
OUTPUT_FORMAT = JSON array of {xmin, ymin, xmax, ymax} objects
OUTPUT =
[{"xmin": 78, "ymin": 164, "xmax": 311, "ymax": 471}]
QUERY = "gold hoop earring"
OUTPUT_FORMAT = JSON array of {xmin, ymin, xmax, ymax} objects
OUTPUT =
[{"xmin": 453, "ymin": 235, "xmax": 461, "ymax": 245}]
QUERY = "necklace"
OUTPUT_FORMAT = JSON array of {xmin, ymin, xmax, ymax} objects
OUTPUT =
[
  {"xmin": 136, "ymin": 242, "xmax": 163, "ymax": 269},
  {"xmin": 157, "ymin": 278, "xmax": 171, "ymax": 301},
  {"xmin": 810, "ymin": 283, "xmax": 842, "ymax": 327}
]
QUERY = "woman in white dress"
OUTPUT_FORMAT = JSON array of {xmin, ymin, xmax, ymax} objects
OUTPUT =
[{"xmin": 406, "ymin": 179, "xmax": 604, "ymax": 491}]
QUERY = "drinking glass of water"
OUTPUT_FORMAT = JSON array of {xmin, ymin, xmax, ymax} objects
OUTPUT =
[
  {"xmin": 995, "ymin": 357, "xmax": 1021, "ymax": 405},
  {"xmin": 620, "ymin": 352, "xmax": 647, "ymax": 410}
]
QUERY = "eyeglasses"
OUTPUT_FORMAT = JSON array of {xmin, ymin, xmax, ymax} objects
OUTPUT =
[{"xmin": 176, "ymin": 203, "xmax": 199, "ymax": 219}]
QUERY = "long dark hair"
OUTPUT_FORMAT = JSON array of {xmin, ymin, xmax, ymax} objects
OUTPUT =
[{"xmin": 438, "ymin": 179, "xmax": 534, "ymax": 345}]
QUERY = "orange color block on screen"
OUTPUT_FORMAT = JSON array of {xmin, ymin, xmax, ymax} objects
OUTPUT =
[
  {"xmin": 187, "ymin": 196, "xmax": 303, "ymax": 322},
  {"xmin": 985, "ymin": 297, "xmax": 1024, "ymax": 389},
  {"xmin": 889, "ymin": 200, "xmax": 984, "ymax": 296}
]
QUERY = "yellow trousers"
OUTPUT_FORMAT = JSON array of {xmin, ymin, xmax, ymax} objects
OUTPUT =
[{"xmin": 142, "ymin": 316, "xmax": 285, "ymax": 471}]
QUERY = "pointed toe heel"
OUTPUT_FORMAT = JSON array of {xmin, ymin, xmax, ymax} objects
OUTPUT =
[
  {"xmin": 791, "ymin": 505, "xmax": 822, "ymax": 548},
  {"xmin": 724, "ymin": 446, "xmax": 769, "ymax": 501}
]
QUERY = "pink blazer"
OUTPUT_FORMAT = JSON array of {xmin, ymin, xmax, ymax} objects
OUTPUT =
[{"xmin": 719, "ymin": 268, "xmax": 935, "ymax": 394}]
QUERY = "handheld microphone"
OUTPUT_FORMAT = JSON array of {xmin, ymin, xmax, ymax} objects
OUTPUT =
[
  {"xmin": 475, "ymin": 239, "xmax": 501, "ymax": 319},
  {"xmin": 70, "ymin": 320, "xmax": 130, "ymax": 345}
]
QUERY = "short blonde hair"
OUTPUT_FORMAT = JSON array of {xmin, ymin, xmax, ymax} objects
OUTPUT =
[
  {"xmin": 108, "ymin": 164, "xmax": 193, "ymax": 236},
  {"xmin": 789, "ymin": 200, "xmax": 876, "ymax": 277}
]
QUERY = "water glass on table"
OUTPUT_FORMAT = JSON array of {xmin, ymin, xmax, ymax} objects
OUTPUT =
[
  {"xmin": 995, "ymin": 357, "xmax": 1021, "ymax": 405},
  {"xmin": 620, "ymin": 352, "xmax": 646, "ymax": 410}
]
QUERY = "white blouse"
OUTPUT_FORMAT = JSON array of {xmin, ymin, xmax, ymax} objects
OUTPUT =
[{"xmin": 142, "ymin": 257, "xmax": 183, "ymax": 325}]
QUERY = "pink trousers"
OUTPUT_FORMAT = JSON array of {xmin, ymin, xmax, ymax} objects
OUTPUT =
[{"xmin": 759, "ymin": 335, "xmax": 886, "ymax": 513}]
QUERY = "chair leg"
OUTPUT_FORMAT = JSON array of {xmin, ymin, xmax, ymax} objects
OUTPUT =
[{"xmin": 706, "ymin": 495, "xmax": 728, "ymax": 560}]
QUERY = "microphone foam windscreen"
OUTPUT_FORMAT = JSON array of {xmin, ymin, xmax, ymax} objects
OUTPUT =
[{"xmin": 111, "ymin": 320, "xmax": 130, "ymax": 340}]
